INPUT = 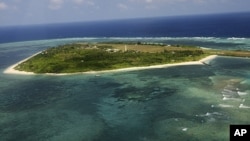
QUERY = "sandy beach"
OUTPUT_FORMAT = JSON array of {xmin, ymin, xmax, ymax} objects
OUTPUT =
[
  {"xmin": 3, "ymin": 54, "xmax": 217, "ymax": 76},
  {"xmin": 3, "ymin": 52, "xmax": 42, "ymax": 75}
]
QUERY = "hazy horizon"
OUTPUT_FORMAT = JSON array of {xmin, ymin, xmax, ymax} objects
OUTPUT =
[{"xmin": 1, "ymin": 0, "xmax": 250, "ymax": 26}]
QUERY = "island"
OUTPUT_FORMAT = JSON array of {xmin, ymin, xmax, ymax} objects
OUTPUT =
[{"xmin": 4, "ymin": 42, "xmax": 250, "ymax": 75}]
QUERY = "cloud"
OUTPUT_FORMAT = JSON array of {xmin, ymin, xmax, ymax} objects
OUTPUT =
[
  {"xmin": 117, "ymin": 3, "xmax": 128, "ymax": 10},
  {"xmin": 192, "ymin": 0, "xmax": 206, "ymax": 4},
  {"xmin": 145, "ymin": 0, "xmax": 153, "ymax": 3},
  {"xmin": 86, "ymin": 1, "xmax": 95, "ymax": 6},
  {"xmin": 73, "ymin": 0, "xmax": 84, "ymax": 4},
  {"xmin": 49, "ymin": 0, "xmax": 64, "ymax": 10},
  {"xmin": 0, "ymin": 2, "xmax": 8, "ymax": 10},
  {"xmin": 129, "ymin": 0, "xmax": 207, "ymax": 4},
  {"xmin": 73, "ymin": 0, "xmax": 95, "ymax": 6}
]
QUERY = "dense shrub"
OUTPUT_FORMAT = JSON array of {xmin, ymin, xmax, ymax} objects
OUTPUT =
[{"xmin": 16, "ymin": 43, "xmax": 205, "ymax": 73}]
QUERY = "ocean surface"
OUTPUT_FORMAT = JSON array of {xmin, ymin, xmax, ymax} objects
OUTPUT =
[
  {"xmin": 1, "ymin": 13, "xmax": 250, "ymax": 141},
  {"xmin": 1, "ymin": 12, "xmax": 250, "ymax": 44}
]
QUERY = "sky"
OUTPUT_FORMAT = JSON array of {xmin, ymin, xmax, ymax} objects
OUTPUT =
[{"xmin": 0, "ymin": 0, "xmax": 250, "ymax": 26}]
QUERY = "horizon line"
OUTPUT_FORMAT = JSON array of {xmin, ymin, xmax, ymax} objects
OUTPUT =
[{"xmin": 1, "ymin": 11, "xmax": 250, "ymax": 28}]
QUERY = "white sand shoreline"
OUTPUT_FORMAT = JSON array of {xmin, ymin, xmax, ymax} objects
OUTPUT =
[
  {"xmin": 3, "ymin": 54, "xmax": 218, "ymax": 76},
  {"xmin": 3, "ymin": 52, "xmax": 42, "ymax": 75}
]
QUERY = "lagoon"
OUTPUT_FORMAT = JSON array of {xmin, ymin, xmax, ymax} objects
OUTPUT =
[{"xmin": 1, "ymin": 38, "xmax": 250, "ymax": 141}]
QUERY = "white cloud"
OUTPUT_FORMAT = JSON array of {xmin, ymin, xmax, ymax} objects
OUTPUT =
[
  {"xmin": 73, "ymin": 0, "xmax": 95, "ymax": 6},
  {"xmin": 117, "ymin": 3, "xmax": 128, "ymax": 10},
  {"xmin": 49, "ymin": 0, "xmax": 64, "ymax": 10},
  {"xmin": 192, "ymin": 0, "xmax": 206, "ymax": 4},
  {"xmin": 0, "ymin": 2, "xmax": 8, "ymax": 10},
  {"xmin": 145, "ymin": 0, "xmax": 153, "ymax": 3},
  {"xmin": 129, "ymin": 0, "xmax": 206, "ymax": 4},
  {"xmin": 87, "ymin": 1, "xmax": 95, "ymax": 6},
  {"xmin": 73, "ymin": 0, "xmax": 84, "ymax": 4}
]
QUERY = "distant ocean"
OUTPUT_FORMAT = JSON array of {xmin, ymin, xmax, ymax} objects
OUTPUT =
[
  {"xmin": 1, "ymin": 12, "xmax": 250, "ymax": 43},
  {"xmin": 1, "ymin": 12, "xmax": 250, "ymax": 141}
]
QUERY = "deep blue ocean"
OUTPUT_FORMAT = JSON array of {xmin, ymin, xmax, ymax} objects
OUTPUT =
[
  {"xmin": 1, "ymin": 12, "xmax": 250, "ymax": 141},
  {"xmin": 1, "ymin": 12, "xmax": 250, "ymax": 43}
]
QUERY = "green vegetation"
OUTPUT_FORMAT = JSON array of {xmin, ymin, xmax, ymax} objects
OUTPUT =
[
  {"xmin": 14, "ymin": 42, "xmax": 250, "ymax": 73},
  {"xmin": 15, "ymin": 43, "xmax": 206, "ymax": 73}
]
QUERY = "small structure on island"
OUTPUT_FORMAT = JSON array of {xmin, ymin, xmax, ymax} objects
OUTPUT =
[
  {"xmin": 106, "ymin": 48, "xmax": 120, "ymax": 53},
  {"xmin": 124, "ymin": 45, "xmax": 127, "ymax": 52}
]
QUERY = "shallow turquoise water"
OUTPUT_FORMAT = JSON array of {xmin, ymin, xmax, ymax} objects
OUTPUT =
[{"xmin": 0, "ymin": 38, "xmax": 250, "ymax": 141}]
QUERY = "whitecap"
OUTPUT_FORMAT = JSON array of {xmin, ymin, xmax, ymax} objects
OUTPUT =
[
  {"xmin": 222, "ymin": 97, "xmax": 242, "ymax": 101},
  {"xmin": 237, "ymin": 91, "xmax": 248, "ymax": 96},
  {"xmin": 227, "ymin": 37, "xmax": 246, "ymax": 40},
  {"xmin": 218, "ymin": 104, "xmax": 234, "ymax": 108},
  {"xmin": 197, "ymin": 112, "xmax": 222, "ymax": 117},
  {"xmin": 239, "ymin": 104, "xmax": 250, "ymax": 109},
  {"xmin": 205, "ymin": 112, "xmax": 211, "ymax": 116},
  {"xmin": 192, "ymin": 37, "xmax": 217, "ymax": 40},
  {"xmin": 182, "ymin": 128, "xmax": 188, "ymax": 131}
]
